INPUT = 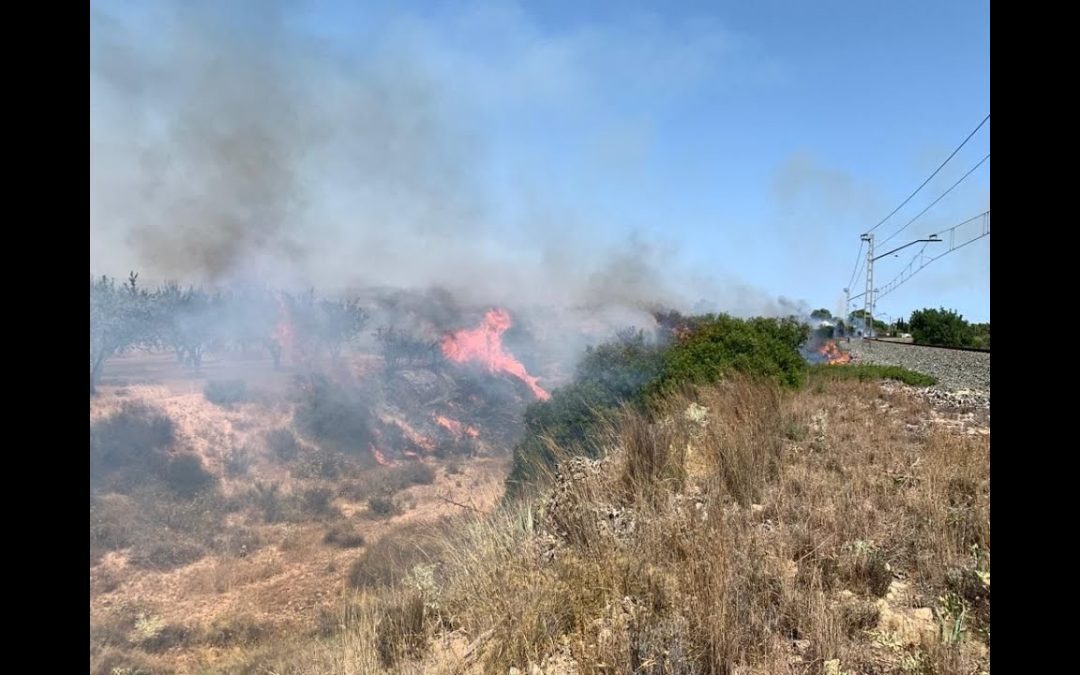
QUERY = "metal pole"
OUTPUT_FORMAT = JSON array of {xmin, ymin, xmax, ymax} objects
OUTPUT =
[
  {"xmin": 843, "ymin": 287, "xmax": 850, "ymax": 335},
  {"xmin": 862, "ymin": 234, "xmax": 874, "ymax": 337}
]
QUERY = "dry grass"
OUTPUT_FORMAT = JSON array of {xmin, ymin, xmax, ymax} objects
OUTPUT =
[
  {"xmin": 416, "ymin": 377, "xmax": 990, "ymax": 674},
  {"xmin": 90, "ymin": 377, "xmax": 988, "ymax": 674}
]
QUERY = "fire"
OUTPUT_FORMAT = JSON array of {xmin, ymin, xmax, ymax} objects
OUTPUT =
[
  {"xmin": 369, "ymin": 444, "xmax": 392, "ymax": 467},
  {"xmin": 441, "ymin": 309, "xmax": 551, "ymax": 401},
  {"xmin": 434, "ymin": 414, "xmax": 479, "ymax": 439},
  {"xmin": 381, "ymin": 414, "xmax": 436, "ymax": 453},
  {"xmin": 817, "ymin": 340, "xmax": 852, "ymax": 365},
  {"xmin": 273, "ymin": 295, "xmax": 294, "ymax": 358}
]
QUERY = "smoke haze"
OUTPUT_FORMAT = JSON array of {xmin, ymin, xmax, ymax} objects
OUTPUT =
[{"xmin": 90, "ymin": 1, "xmax": 808, "ymax": 324}]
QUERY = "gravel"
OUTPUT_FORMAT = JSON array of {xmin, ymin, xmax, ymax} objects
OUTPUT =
[{"xmin": 843, "ymin": 339, "xmax": 990, "ymax": 409}]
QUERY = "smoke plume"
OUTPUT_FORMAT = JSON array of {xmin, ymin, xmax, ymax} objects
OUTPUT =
[{"xmin": 91, "ymin": 1, "xmax": 806, "ymax": 323}]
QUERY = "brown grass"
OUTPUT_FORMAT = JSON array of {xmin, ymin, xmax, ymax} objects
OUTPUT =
[
  {"xmin": 90, "ymin": 377, "xmax": 988, "ymax": 674},
  {"xmin": 420, "ymin": 378, "xmax": 989, "ymax": 673}
]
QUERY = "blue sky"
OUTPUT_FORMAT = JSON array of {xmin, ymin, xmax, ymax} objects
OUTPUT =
[{"xmin": 91, "ymin": 1, "xmax": 989, "ymax": 322}]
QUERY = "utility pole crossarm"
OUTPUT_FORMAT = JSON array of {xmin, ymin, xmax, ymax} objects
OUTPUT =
[
  {"xmin": 859, "ymin": 234, "xmax": 944, "ymax": 337},
  {"xmin": 873, "ymin": 236, "xmax": 941, "ymax": 262}
]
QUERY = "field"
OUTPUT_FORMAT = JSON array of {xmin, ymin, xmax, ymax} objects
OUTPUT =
[{"xmin": 89, "ymin": 342, "xmax": 989, "ymax": 674}]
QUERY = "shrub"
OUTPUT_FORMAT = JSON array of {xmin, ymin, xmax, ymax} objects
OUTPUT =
[
  {"xmin": 347, "ymin": 521, "xmax": 451, "ymax": 589},
  {"xmin": 398, "ymin": 462, "xmax": 437, "ymax": 487},
  {"xmin": 90, "ymin": 493, "xmax": 137, "ymax": 562},
  {"xmin": 292, "ymin": 374, "xmax": 377, "ymax": 458},
  {"xmin": 342, "ymin": 463, "xmax": 438, "ymax": 504},
  {"xmin": 300, "ymin": 486, "xmax": 338, "ymax": 518},
  {"xmin": 323, "ymin": 522, "xmax": 366, "ymax": 548},
  {"xmin": 367, "ymin": 494, "xmax": 400, "ymax": 519},
  {"xmin": 508, "ymin": 316, "xmax": 807, "ymax": 494},
  {"xmin": 201, "ymin": 614, "xmax": 271, "ymax": 647},
  {"xmin": 909, "ymin": 308, "xmax": 975, "ymax": 348},
  {"xmin": 223, "ymin": 445, "xmax": 254, "ymax": 478},
  {"xmin": 129, "ymin": 538, "xmax": 207, "ymax": 570},
  {"xmin": 292, "ymin": 448, "xmax": 347, "ymax": 480},
  {"xmin": 137, "ymin": 622, "xmax": 192, "ymax": 653},
  {"xmin": 162, "ymin": 453, "xmax": 216, "ymax": 498},
  {"xmin": 651, "ymin": 314, "xmax": 807, "ymax": 394},
  {"xmin": 264, "ymin": 428, "xmax": 300, "ymax": 461},
  {"xmin": 376, "ymin": 592, "xmax": 428, "ymax": 667},
  {"xmin": 250, "ymin": 481, "xmax": 284, "ymax": 523},
  {"xmin": 506, "ymin": 330, "xmax": 663, "ymax": 492},
  {"xmin": 90, "ymin": 402, "xmax": 175, "ymax": 490},
  {"xmin": 203, "ymin": 379, "xmax": 249, "ymax": 407}
]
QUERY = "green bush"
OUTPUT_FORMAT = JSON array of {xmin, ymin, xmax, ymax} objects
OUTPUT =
[
  {"xmin": 909, "ymin": 308, "xmax": 976, "ymax": 348},
  {"xmin": 507, "ymin": 316, "xmax": 809, "ymax": 494},
  {"xmin": 506, "ymin": 330, "xmax": 663, "ymax": 493},
  {"xmin": 650, "ymin": 314, "xmax": 808, "ymax": 393}
]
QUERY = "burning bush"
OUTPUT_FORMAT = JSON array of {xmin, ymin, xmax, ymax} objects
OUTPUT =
[
  {"xmin": 506, "ymin": 329, "xmax": 663, "ymax": 492},
  {"xmin": 507, "ymin": 316, "xmax": 807, "ymax": 494}
]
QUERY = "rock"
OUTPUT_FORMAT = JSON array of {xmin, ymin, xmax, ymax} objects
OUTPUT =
[
  {"xmin": 684, "ymin": 403, "xmax": 709, "ymax": 426},
  {"xmin": 875, "ymin": 599, "xmax": 937, "ymax": 646},
  {"xmin": 845, "ymin": 340, "xmax": 990, "ymax": 406}
]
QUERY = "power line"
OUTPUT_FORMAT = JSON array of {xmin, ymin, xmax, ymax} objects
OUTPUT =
[
  {"xmin": 845, "ymin": 240, "xmax": 865, "ymax": 292},
  {"xmin": 930, "ymin": 210, "xmax": 989, "ymax": 238},
  {"xmin": 865, "ymin": 113, "xmax": 989, "ymax": 234},
  {"xmin": 875, "ymin": 210, "xmax": 990, "ymax": 301},
  {"xmin": 878, "ymin": 153, "xmax": 990, "ymax": 246}
]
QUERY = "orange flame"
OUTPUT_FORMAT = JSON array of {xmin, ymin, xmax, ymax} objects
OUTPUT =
[
  {"xmin": 273, "ymin": 295, "xmax": 294, "ymax": 359},
  {"xmin": 369, "ymin": 444, "xmax": 392, "ymax": 467},
  {"xmin": 434, "ymin": 414, "xmax": 479, "ymax": 439},
  {"xmin": 381, "ymin": 414, "xmax": 436, "ymax": 453},
  {"xmin": 817, "ymin": 340, "xmax": 852, "ymax": 365},
  {"xmin": 441, "ymin": 309, "xmax": 550, "ymax": 400}
]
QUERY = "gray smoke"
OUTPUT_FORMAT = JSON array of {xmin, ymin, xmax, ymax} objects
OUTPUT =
[{"xmin": 90, "ymin": 1, "xmax": 806, "ymax": 322}]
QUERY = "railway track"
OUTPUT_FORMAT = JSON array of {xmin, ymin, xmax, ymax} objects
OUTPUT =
[{"xmin": 863, "ymin": 338, "xmax": 990, "ymax": 354}]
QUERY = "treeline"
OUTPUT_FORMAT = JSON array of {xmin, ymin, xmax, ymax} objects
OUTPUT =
[
  {"xmin": 507, "ymin": 312, "xmax": 810, "ymax": 493},
  {"xmin": 908, "ymin": 308, "xmax": 989, "ymax": 350},
  {"xmin": 90, "ymin": 273, "xmax": 370, "ymax": 393},
  {"xmin": 818, "ymin": 306, "xmax": 989, "ymax": 348}
]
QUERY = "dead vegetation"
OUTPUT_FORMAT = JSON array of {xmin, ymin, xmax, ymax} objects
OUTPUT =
[
  {"xmin": 126, "ymin": 377, "xmax": 984, "ymax": 674},
  {"xmin": 415, "ymin": 378, "xmax": 989, "ymax": 674},
  {"xmin": 90, "ymin": 375, "xmax": 988, "ymax": 674}
]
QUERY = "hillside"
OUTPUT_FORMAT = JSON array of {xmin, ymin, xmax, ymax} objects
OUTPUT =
[{"xmin": 91, "ymin": 367, "xmax": 989, "ymax": 674}]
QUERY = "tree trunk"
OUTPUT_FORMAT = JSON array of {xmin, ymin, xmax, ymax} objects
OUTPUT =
[{"xmin": 90, "ymin": 352, "xmax": 108, "ymax": 395}]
